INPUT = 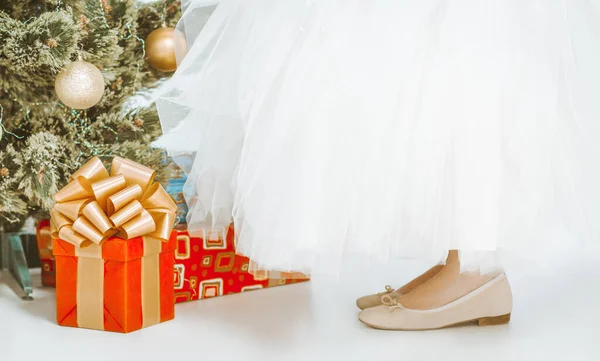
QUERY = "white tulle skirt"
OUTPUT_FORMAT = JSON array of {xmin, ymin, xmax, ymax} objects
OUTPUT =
[{"xmin": 156, "ymin": 0, "xmax": 600, "ymax": 274}]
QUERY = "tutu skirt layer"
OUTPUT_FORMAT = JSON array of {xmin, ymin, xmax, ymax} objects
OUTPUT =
[{"xmin": 157, "ymin": 0, "xmax": 600, "ymax": 273}]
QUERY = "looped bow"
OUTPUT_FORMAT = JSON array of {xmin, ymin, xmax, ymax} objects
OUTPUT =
[
  {"xmin": 381, "ymin": 295, "xmax": 405, "ymax": 311},
  {"xmin": 50, "ymin": 156, "xmax": 177, "ymax": 248}
]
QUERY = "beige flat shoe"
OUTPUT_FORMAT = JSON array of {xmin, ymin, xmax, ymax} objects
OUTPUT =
[
  {"xmin": 358, "ymin": 273, "xmax": 512, "ymax": 330},
  {"xmin": 356, "ymin": 265, "xmax": 444, "ymax": 310}
]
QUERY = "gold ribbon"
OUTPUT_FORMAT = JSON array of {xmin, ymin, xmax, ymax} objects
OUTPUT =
[
  {"xmin": 75, "ymin": 244, "xmax": 104, "ymax": 330},
  {"xmin": 51, "ymin": 156, "xmax": 177, "ymax": 247},
  {"xmin": 142, "ymin": 237, "xmax": 162, "ymax": 328}
]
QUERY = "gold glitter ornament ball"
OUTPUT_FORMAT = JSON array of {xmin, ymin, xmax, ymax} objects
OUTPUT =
[
  {"xmin": 145, "ymin": 27, "xmax": 186, "ymax": 72},
  {"xmin": 55, "ymin": 61, "xmax": 105, "ymax": 109}
]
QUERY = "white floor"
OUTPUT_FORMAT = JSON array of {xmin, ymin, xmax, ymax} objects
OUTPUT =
[{"xmin": 1, "ymin": 251, "xmax": 599, "ymax": 361}]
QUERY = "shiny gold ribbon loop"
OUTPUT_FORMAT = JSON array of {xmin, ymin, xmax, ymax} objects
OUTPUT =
[
  {"xmin": 54, "ymin": 177, "xmax": 93, "ymax": 203},
  {"xmin": 107, "ymin": 184, "xmax": 143, "ymax": 216},
  {"xmin": 72, "ymin": 217, "xmax": 107, "ymax": 245},
  {"xmin": 91, "ymin": 175, "xmax": 127, "ymax": 211},
  {"xmin": 147, "ymin": 209, "xmax": 176, "ymax": 241},
  {"xmin": 59, "ymin": 226, "xmax": 93, "ymax": 248},
  {"xmin": 118, "ymin": 209, "xmax": 156, "ymax": 240},
  {"xmin": 111, "ymin": 156, "xmax": 156, "ymax": 195},
  {"xmin": 54, "ymin": 199, "xmax": 92, "ymax": 221},
  {"xmin": 110, "ymin": 199, "xmax": 144, "ymax": 228},
  {"xmin": 51, "ymin": 208, "xmax": 73, "ymax": 233},
  {"xmin": 81, "ymin": 201, "xmax": 113, "ymax": 235},
  {"xmin": 70, "ymin": 156, "xmax": 109, "ymax": 183},
  {"xmin": 142, "ymin": 183, "xmax": 178, "ymax": 212},
  {"xmin": 51, "ymin": 156, "xmax": 177, "ymax": 248}
]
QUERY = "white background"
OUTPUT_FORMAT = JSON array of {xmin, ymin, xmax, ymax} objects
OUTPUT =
[{"xmin": 1, "ymin": 250, "xmax": 599, "ymax": 361}]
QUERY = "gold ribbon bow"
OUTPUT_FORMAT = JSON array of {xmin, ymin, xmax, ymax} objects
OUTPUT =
[{"xmin": 51, "ymin": 156, "xmax": 177, "ymax": 248}]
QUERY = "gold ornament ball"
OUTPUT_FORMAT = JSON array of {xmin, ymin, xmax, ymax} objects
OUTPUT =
[
  {"xmin": 145, "ymin": 27, "xmax": 187, "ymax": 72},
  {"xmin": 55, "ymin": 61, "xmax": 105, "ymax": 109}
]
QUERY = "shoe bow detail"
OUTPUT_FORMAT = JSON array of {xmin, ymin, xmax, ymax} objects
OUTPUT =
[{"xmin": 381, "ymin": 295, "xmax": 405, "ymax": 311}]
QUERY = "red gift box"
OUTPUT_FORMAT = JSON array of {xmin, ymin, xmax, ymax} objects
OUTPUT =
[
  {"xmin": 54, "ymin": 232, "xmax": 176, "ymax": 333},
  {"xmin": 50, "ymin": 156, "xmax": 179, "ymax": 333},
  {"xmin": 36, "ymin": 220, "xmax": 56, "ymax": 287},
  {"xmin": 173, "ymin": 226, "xmax": 309, "ymax": 303}
]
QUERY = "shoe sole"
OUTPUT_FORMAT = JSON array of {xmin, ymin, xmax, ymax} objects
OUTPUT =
[{"xmin": 359, "ymin": 313, "xmax": 511, "ymax": 331}]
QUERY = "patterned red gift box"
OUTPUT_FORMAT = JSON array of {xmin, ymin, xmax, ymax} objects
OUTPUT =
[
  {"xmin": 173, "ymin": 226, "xmax": 309, "ymax": 302},
  {"xmin": 36, "ymin": 220, "xmax": 56, "ymax": 287}
]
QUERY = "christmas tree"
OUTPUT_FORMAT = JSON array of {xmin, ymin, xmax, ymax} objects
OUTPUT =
[{"xmin": 0, "ymin": 0, "xmax": 181, "ymax": 230}]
